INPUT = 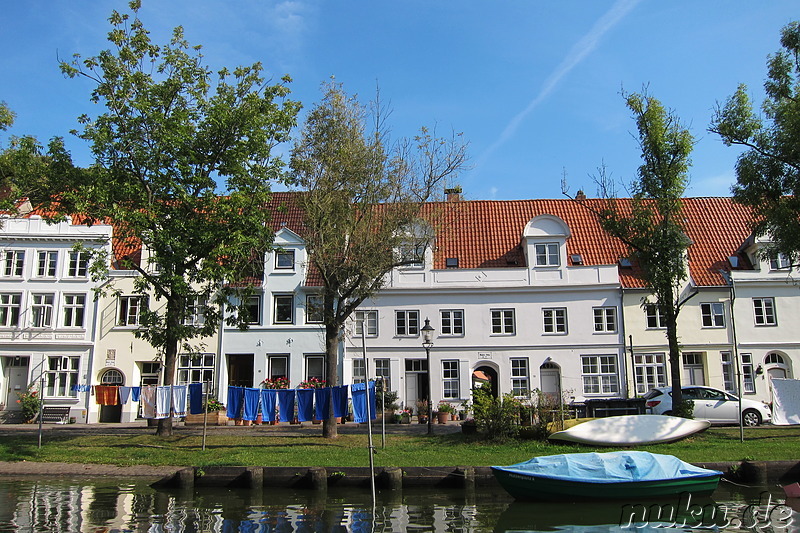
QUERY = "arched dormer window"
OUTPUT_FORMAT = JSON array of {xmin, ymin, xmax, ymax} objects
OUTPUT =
[{"xmin": 523, "ymin": 215, "xmax": 571, "ymax": 268}]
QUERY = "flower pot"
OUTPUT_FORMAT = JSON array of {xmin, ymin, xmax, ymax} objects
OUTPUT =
[
  {"xmin": 418, "ymin": 416, "xmax": 428, "ymax": 424},
  {"xmin": 400, "ymin": 413, "xmax": 411, "ymax": 424},
  {"xmin": 437, "ymin": 412, "xmax": 449, "ymax": 424},
  {"xmin": 234, "ymin": 418, "xmax": 243, "ymax": 426},
  {"xmin": 242, "ymin": 419, "xmax": 252, "ymax": 426}
]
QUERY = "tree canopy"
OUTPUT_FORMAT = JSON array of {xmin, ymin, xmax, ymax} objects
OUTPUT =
[
  {"xmin": 22, "ymin": 1, "xmax": 300, "ymax": 436},
  {"xmin": 711, "ymin": 21, "xmax": 800, "ymax": 263},
  {"xmin": 290, "ymin": 81, "xmax": 468, "ymax": 437}
]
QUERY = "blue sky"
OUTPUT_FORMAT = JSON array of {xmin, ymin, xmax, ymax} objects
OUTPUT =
[{"xmin": 1, "ymin": 1, "xmax": 797, "ymax": 200}]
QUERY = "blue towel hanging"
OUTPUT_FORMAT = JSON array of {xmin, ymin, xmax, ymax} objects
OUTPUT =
[
  {"xmin": 226, "ymin": 386, "xmax": 244, "ymax": 419},
  {"xmin": 351, "ymin": 381, "xmax": 377, "ymax": 423},
  {"xmin": 260, "ymin": 389, "xmax": 277, "ymax": 422},
  {"xmin": 242, "ymin": 387, "xmax": 261, "ymax": 421},
  {"xmin": 314, "ymin": 387, "xmax": 331, "ymax": 420},
  {"xmin": 277, "ymin": 389, "xmax": 296, "ymax": 423},
  {"xmin": 188, "ymin": 383, "xmax": 203, "ymax": 415},
  {"xmin": 296, "ymin": 389, "xmax": 314, "ymax": 421},
  {"xmin": 332, "ymin": 385, "xmax": 349, "ymax": 418}
]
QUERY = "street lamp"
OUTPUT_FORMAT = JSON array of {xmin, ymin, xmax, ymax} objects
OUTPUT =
[{"xmin": 421, "ymin": 317, "xmax": 434, "ymax": 435}]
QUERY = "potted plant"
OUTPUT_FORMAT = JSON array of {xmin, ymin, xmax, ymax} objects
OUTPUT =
[
  {"xmin": 376, "ymin": 389, "xmax": 399, "ymax": 420},
  {"xmin": 436, "ymin": 401, "xmax": 453, "ymax": 424},
  {"xmin": 185, "ymin": 397, "xmax": 227, "ymax": 426},
  {"xmin": 261, "ymin": 377, "xmax": 290, "ymax": 389},
  {"xmin": 416, "ymin": 399, "xmax": 429, "ymax": 424},
  {"xmin": 399, "ymin": 407, "xmax": 412, "ymax": 424}
]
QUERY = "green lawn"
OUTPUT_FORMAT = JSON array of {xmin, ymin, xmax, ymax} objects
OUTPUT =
[{"xmin": 0, "ymin": 427, "xmax": 797, "ymax": 468}]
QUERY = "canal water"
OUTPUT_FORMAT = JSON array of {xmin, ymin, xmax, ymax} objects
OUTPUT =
[{"xmin": 0, "ymin": 478, "xmax": 796, "ymax": 532}]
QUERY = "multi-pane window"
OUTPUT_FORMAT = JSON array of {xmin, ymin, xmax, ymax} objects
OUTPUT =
[
  {"xmin": 100, "ymin": 368, "xmax": 124, "ymax": 385},
  {"xmin": 440, "ymin": 309, "xmax": 464, "ymax": 336},
  {"xmin": 581, "ymin": 355, "xmax": 618, "ymax": 395},
  {"xmin": 645, "ymin": 304, "xmax": 665, "ymax": 329},
  {"xmin": 31, "ymin": 293, "xmax": 54, "ymax": 328},
  {"xmin": 244, "ymin": 296, "xmax": 261, "ymax": 325},
  {"xmin": 375, "ymin": 358, "xmax": 390, "ymax": 391},
  {"xmin": 399, "ymin": 244, "xmax": 425, "ymax": 268},
  {"xmin": 534, "ymin": 243, "xmax": 559, "ymax": 266},
  {"xmin": 353, "ymin": 358, "xmax": 366, "ymax": 384},
  {"xmin": 46, "ymin": 356, "xmax": 79, "ymax": 397},
  {"xmin": 62, "ymin": 294, "xmax": 86, "ymax": 327},
  {"xmin": 510, "ymin": 358, "xmax": 529, "ymax": 397},
  {"xmin": 543, "ymin": 308, "xmax": 567, "ymax": 334},
  {"xmin": 305, "ymin": 355, "xmax": 325, "ymax": 381},
  {"xmin": 753, "ymin": 298, "xmax": 776, "ymax": 326},
  {"xmin": 140, "ymin": 362, "xmax": 161, "ymax": 387},
  {"xmin": 67, "ymin": 250, "xmax": 89, "ymax": 277},
  {"xmin": 306, "ymin": 295, "xmax": 324, "ymax": 323},
  {"xmin": 177, "ymin": 353, "xmax": 215, "ymax": 385},
  {"xmin": 118, "ymin": 296, "xmax": 144, "ymax": 326},
  {"xmin": 268, "ymin": 355, "xmax": 289, "ymax": 380},
  {"xmin": 741, "ymin": 353, "xmax": 755, "ymax": 393},
  {"xmin": 183, "ymin": 297, "xmax": 207, "ymax": 326},
  {"xmin": 0, "ymin": 293, "xmax": 21, "ymax": 327},
  {"xmin": 633, "ymin": 353, "xmax": 666, "ymax": 394},
  {"xmin": 593, "ymin": 307, "xmax": 617, "ymax": 333},
  {"xmin": 36, "ymin": 251, "xmax": 58, "ymax": 277},
  {"xmin": 701, "ymin": 302, "xmax": 725, "ymax": 328},
  {"xmin": 354, "ymin": 310, "xmax": 378, "ymax": 337},
  {"xmin": 721, "ymin": 352, "xmax": 736, "ymax": 394},
  {"xmin": 275, "ymin": 250, "xmax": 295, "ymax": 270},
  {"xmin": 273, "ymin": 294, "xmax": 294, "ymax": 324},
  {"xmin": 442, "ymin": 360, "xmax": 460, "ymax": 399},
  {"xmin": 395, "ymin": 310, "xmax": 420, "ymax": 336},
  {"xmin": 491, "ymin": 309, "xmax": 515, "ymax": 334},
  {"xmin": 1, "ymin": 251, "xmax": 24, "ymax": 277},
  {"xmin": 770, "ymin": 254, "xmax": 791, "ymax": 270}
]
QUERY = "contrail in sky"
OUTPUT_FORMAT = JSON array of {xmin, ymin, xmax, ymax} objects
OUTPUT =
[{"xmin": 477, "ymin": 0, "xmax": 640, "ymax": 171}]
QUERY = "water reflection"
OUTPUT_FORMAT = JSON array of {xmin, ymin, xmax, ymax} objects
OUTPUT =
[{"xmin": 0, "ymin": 478, "xmax": 795, "ymax": 532}]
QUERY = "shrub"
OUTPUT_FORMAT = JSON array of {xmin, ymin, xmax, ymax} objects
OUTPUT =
[
  {"xmin": 16, "ymin": 386, "xmax": 41, "ymax": 423},
  {"xmin": 672, "ymin": 399, "xmax": 695, "ymax": 419},
  {"xmin": 472, "ymin": 386, "xmax": 521, "ymax": 441},
  {"xmin": 521, "ymin": 389, "xmax": 567, "ymax": 440},
  {"xmin": 376, "ymin": 389, "xmax": 399, "ymax": 411}
]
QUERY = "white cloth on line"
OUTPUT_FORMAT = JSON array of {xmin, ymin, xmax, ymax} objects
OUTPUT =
[
  {"xmin": 141, "ymin": 385, "xmax": 157, "ymax": 419},
  {"xmin": 171, "ymin": 385, "xmax": 187, "ymax": 417},
  {"xmin": 155, "ymin": 386, "xmax": 172, "ymax": 419},
  {"xmin": 771, "ymin": 378, "xmax": 800, "ymax": 425}
]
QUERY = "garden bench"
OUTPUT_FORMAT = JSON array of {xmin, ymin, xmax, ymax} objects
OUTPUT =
[{"xmin": 37, "ymin": 406, "xmax": 71, "ymax": 424}]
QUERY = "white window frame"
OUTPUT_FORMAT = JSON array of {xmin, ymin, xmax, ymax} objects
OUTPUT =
[
  {"xmin": 305, "ymin": 294, "xmax": 324, "ymax": 324},
  {"xmin": 353, "ymin": 358, "xmax": 366, "ymax": 384},
  {"xmin": 399, "ymin": 243, "xmax": 426, "ymax": 269},
  {"xmin": 177, "ymin": 353, "xmax": 215, "ymax": 386},
  {"xmin": 305, "ymin": 354, "xmax": 325, "ymax": 381},
  {"xmin": 275, "ymin": 250, "xmax": 295, "ymax": 270},
  {"xmin": 581, "ymin": 355, "xmax": 618, "ymax": 395},
  {"xmin": 62, "ymin": 293, "xmax": 86, "ymax": 328},
  {"xmin": 395, "ymin": 310, "xmax": 420, "ymax": 337},
  {"xmin": 183, "ymin": 297, "xmax": 207, "ymax": 326},
  {"xmin": 442, "ymin": 360, "xmax": 460, "ymax": 399},
  {"xmin": 375, "ymin": 358, "xmax": 391, "ymax": 391},
  {"xmin": 31, "ymin": 293, "xmax": 55, "ymax": 328},
  {"xmin": 510, "ymin": 358, "xmax": 529, "ymax": 397},
  {"xmin": 66, "ymin": 250, "xmax": 89, "ymax": 278},
  {"xmin": 633, "ymin": 353, "xmax": 667, "ymax": 395},
  {"xmin": 543, "ymin": 307, "xmax": 567, "ymax": 334},
  {"xmin": 118, "ymin": 295, "xmax": 143, "ymax": 327},
  {"xmin": 593, "ymin": 307, "xmax": 617, "ymax": 333},
  {"xmin": 741, "ymin": 353, "xmax": 756, "ymax": 394},
  {"xmin": 753, "ymin": 297, "xmax": 776, "ymax": 326},
  {"xmin": 0, "ymin": 293, "xmax": 21, "ymax": 327},
  {"xmin": 770, "ymin": 254, "xmax": 791, "ymax": 270},
  {"xmin": 1, "ymin": 250, "xmax": 24, "ymax": 278},
  {"xmin": 645, "ymin": 304, "xmax": 666, "ymax": 329},
  {"xmin": 268, "ymin": 354, "xmax": 289, "ymax": 381},
  {"xmin": 490, "ymin": 308, "xmax": 515, "ymax": 335},
  {"xmin": 273, "ymin": 294, "xmax": 294, "ymax": 324},
  {"xmin": 45, "ymin": 355, "xmax": 79, "ymax": 397},
  {"xmin": 700, "ymin": 302, "xmax": 725, "ymax": 328},
  {"xmin": 354, "ymin": 310, "xmax": 378, "ymax": 337},
  {"xmin": 244, "ymin": 295, "xmax": 261, "ymax": 325},
  {"xmin": 534, "ymin": 242, "xmax": 560, "ymax": 267},
  {"xmin": 36, "ymin": 250, "xmax": 58, "ymax": 278},
  {"xmin": 721, "ymin": 351, "xmax": 736, "ymax": 394},
  {"xmin": 440, "ymin": 309, "xmax": 464, "ymax": 336}
]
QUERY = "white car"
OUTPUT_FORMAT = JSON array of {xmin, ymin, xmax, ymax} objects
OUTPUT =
[{"xmin": 643, "ymin": 386, "xmax": 772, "ymax": 426}]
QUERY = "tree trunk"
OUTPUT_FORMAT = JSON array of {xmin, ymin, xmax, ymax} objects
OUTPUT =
[
  {"xmin": 156, "ymin": 295, "xmax": 181, "ymax": 437},
  {"xmin": 322, "ymin": 322, "xmax": 340, "ymax": 438},
  {"xmin": 665, "ymin": 305, "xmax": 683, "ymax": 408}
]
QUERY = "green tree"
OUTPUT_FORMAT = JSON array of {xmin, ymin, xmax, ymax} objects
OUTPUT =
[
  {"xmin": 0, "ymin": 103, "xmax": 47, "ymax": 216},
  {"xmin": 290, "ymin": 81, "xmax": 468, "ymax": 438},
  {"xmin": 710, "ymin": 21, "xmax": 800, "ymax": 264},
  {"xmin": 25, "ymin": 1, "xmax": 299, "ymax": 436},
  {"xmin": 567, "ymin": 92, "xmax": 694, "ymax": 410}
]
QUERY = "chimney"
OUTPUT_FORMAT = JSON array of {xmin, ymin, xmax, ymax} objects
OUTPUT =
[
  {"xmin": 575, "ymin": 190, "xmax": 586, "ymax": 202},
  {"xmin": 445, "ymin": 187, "xmax": 462, "ymax": 202}
]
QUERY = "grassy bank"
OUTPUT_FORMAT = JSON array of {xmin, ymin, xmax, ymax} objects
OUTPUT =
[{"xmin": 0, "ymin": 427, "xmax": 797, "ymax": 468}]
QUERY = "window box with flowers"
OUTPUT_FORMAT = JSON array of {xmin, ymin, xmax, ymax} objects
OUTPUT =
[
  {"xmin": 298, "ymin": 377, "xmax": 327, "ymax": 389},
  {"xmin": 261, "ymin": 377, "xmax": 290, "ymax": 389}
]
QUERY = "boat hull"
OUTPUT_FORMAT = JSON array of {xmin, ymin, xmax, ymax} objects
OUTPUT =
[{"xmin": 491, "ymin": 467, "xmax": 721, "ymax": 501}]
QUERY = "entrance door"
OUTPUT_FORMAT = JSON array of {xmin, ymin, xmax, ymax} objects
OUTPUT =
[
  {"xmin": 227, "ymin": 354, "xmax": 255, "ymax": 387},
  {"xmin": 682, "ymin": 352, "xmax": 705, "ymax": 385},
  {"xmin": 98, "ymin": 368, "xmax": 124, "ymax": 423},
  {"xmin": 473, "ymin": 366, "xmax": 498, "ymax": 397},
  {"xmin": 540, "ymin": 362, "xmax": 561, "ymax": 398},
  {"xmin": 3, "ymin": 357, "xmax": 29, "ymax": 410},
  {"xmin": 404, "ymin": 358, "xmax": 428, "ymax": 413}
]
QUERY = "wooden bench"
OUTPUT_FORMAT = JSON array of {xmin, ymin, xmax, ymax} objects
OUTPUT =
[{"xmin": 37, "ymin": 406, "xmax": 71, "ymax": 424}]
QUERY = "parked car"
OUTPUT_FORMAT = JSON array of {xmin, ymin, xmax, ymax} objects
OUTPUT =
[{"xmin": 643, "ymin": 386, "xmax": 771, "ymax": 426}]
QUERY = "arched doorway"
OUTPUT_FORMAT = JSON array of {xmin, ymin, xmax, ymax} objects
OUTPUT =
[
  {"xmin": 473, "ymin": 365, "xmax": 498, "ymax": 397},
  {"xmin": 540, "ymin": 361, "xmax": 561, "ymax": 399},
  {"xmin": 98, "ymin": 368, "xmax": 124, "ymax": 423},
  {"xmin": 765, "ymin": 352, "xmax": 791, "ymax": 380}
]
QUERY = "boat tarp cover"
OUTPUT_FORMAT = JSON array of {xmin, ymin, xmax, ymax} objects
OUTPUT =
[{"xmin": 493, "ymin": 451, "xmax": 722, "ymax": 484}]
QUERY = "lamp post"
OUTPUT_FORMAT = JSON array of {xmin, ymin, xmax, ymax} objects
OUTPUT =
[{"xmin": 421, "ymin": 318, "xmax": 434, "ymax": 436}]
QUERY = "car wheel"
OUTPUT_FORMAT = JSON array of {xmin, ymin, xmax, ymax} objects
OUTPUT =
[{"xmin": 742, "ymin": 409, "xmax": 762, "ymax": 427}]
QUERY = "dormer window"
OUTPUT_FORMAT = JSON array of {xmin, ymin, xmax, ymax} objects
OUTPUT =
[
  {"xmin": 534, "ymin": 243, "xmax": 559, "ymax": 267},
  {"xmin": 275, "ymin": 250, "xmax": 295, "ymax": 270},
  {"xmin": 399, "ymin": 244, "xmax": 425, "ymax": 269},
  {"xmin": 770, "ymin": 254, "xmax": 791, "ymax": 270}
]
